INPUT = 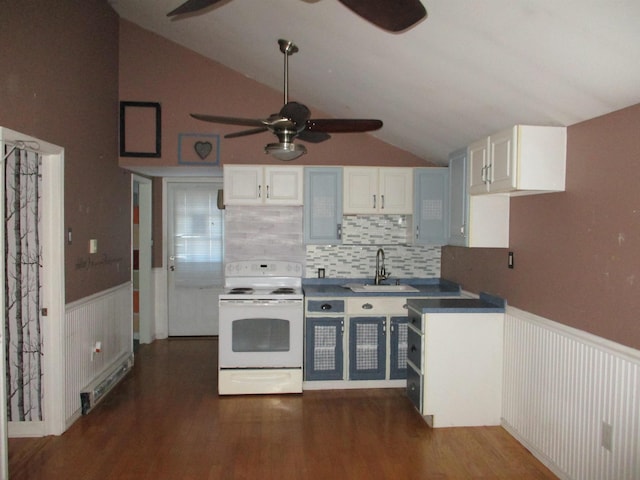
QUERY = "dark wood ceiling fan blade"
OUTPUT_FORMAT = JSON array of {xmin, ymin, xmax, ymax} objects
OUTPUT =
[
  {"xmin": 190, "ymin": 113, "xmax": 266, "ymax": 127},
  {"xmin": 306, "ymin": 118, "xmax": 383, "ymax": 133},
  {"xmin": 338, "ymin": 0, "xmax": 426, "ymax": 32},
  {"xmin": 167, "ymin": 0, "xmax": 225, "ymax": 17},
  {"xmin": 224, "ymin": 127, "xmax": 269, "ymax": 139}
]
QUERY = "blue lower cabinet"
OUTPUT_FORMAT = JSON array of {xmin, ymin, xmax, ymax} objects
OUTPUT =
[
  {"xmin": 390, "ymin": 316, "xmax": 409, "ymax": 379},
  {"xmin": 305, "ymin": 317, "xmax": 344, "ymax": 381},
  {"xmin": 349, "ymin": 317, "xmax": 386, "ymax": 380}
]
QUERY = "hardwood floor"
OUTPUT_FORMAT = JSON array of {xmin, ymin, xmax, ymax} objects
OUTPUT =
[{"xmin": 9, "ymin": 338, "xmax": 557, "ymax": 479}]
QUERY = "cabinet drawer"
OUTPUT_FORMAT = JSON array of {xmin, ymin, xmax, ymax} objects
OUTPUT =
[
  {"xmin": 307, "ymin": 299, "xmax": 345, "ymax": 313},
  {"xmin": 408, "ymin": 309, "xmax": 424, "ymax": 332},
  {"xmin": 407, "ymin": 326, "xmax": 422, "ymax": 369},
  {"xmin": 347, "ymin": 297, "xmax": 409, "ymax": 315},
  {"xmin": 406, "ymin": 363, "xmax": 422, "ymax": 412}
]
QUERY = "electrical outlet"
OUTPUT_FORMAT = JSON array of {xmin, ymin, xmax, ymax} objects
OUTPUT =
[
  {"xmin": 601, "ymin": 421, "xmax": 613, "ymax": 451},
  {"xmin": 508, "ymin": 251, "xmax": 514, "ymax": 269}
]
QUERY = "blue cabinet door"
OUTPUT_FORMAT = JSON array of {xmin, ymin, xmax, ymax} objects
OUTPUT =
[
  {"xmin": 413, "ymin": 168, "xmax": 449, "ymax": 245},
  {"xmin": 447, "ymin": 148, "xmax": 469, "ymax": 246},
  {"xmin": 390, "ymin": 316, "xmax": 409, "ymax": 379},
  {"xmin": 304, "ymin": 167, "xmax": 343, "ymax": 244},
  {"xmin": 305, "ymin": 317, "xmax": 344, "ymax": 380},
  {"xmin": 349, "ymin": 317, "xmax": 386, "ymax": 380}
]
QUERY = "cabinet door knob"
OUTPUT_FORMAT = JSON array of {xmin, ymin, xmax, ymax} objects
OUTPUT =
[
  {"xmin": 362, "ymin": 303, "xmax": 373, "ymax": 310},
  {"xmin": 321, "ymin": 303, "xmax": 332, "ymax": 310},
  {"xmin": 381, "ymin": 194, "xmax": 385, "ymax": 209}
]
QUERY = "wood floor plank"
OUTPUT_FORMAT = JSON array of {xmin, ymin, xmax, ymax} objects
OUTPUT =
[{"xmin": 9, "ymin": 338, "xmax": 557, "ymax": 479}]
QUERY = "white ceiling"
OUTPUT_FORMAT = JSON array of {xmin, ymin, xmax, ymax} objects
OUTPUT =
[{"xmin": 108, "ymin": 0, "xmax": 640, "ymax": 164}]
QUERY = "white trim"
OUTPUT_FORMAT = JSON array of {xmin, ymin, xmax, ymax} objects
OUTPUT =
[{"xmin": 506, "ymin": 304, "xmax": 640, "ymax": 363}]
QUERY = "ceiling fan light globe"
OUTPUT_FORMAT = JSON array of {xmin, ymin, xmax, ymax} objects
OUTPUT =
[{"xmin": 265, "ymin": 142, "xmax": 306, "ymax": 161}]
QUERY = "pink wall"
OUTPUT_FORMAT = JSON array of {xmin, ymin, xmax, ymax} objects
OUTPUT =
[
  {"xmin": 1, "ymin": 1, "xmax": 130, "ymax": 303},
  {"xmin": 442, "ymin": 104, "xmax": 640, "ymax": 350},
  {"xmin": 118, "ymin": 20, "xmax": 433, "ymax": 169}
]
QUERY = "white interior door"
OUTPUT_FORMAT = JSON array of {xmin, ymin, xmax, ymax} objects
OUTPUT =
[{"xmin": 167, "ymin": 181, "xmax": 224, "ymax": 336}]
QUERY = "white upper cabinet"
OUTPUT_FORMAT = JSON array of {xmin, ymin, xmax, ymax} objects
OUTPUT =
[
  {"xmin": 343, "ymin": 167, "xmax": 413, "ymax": 214},
  {"xmin": 468, "ymin": 125, "xmax": 566, "ymax": 195},
  {"xmin": 223, "ymin": 165, "xmax": 303, "ymax": 206}
]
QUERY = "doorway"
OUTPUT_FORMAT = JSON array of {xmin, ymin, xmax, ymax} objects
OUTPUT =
[
  {"xmin": 132, "ymin": 175, "xmax": 153, "ymax": 345},
  {"xmin": 1, "ymin": 127, "xmax": 65, "ymax": 479},
  {"xmin": 166, "ymin": 180, "xmax": 224, "ymax": 336}
]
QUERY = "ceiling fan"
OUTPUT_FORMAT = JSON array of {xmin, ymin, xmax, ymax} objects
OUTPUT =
[
  {"xmin": 167, "ymin": 0, "xmax": 427, "ymax": 33},
  {"xmin": 189, "ymin": 39, "xmax": 385, "ymax": 161}
]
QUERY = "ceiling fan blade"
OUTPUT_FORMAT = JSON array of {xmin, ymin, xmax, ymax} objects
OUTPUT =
[
  {"xmin": 190, "ymin": 113, "xmax": 266, "ymax": 128},
  {"xmin": 224, "ymin": 127, "xmax": 269, "ymax": 139},
  {"xmin": 306, "ymin": 119, "xmax": 383, "ymax": 133},
  {"xmin": 338, "ymin": 0, "xmax": 427, "ymax": 32},
  {"xmin": 167, "ymin": 0, "xmax": 224, "ymax": 17},
  {"xmin": 297, "ymin": 130, "xmax": 331, "ymax": 144}
]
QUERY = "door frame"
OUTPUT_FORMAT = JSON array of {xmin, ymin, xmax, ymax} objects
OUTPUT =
[
  {"xmin": 0, "ymin": 127, "xmax": 65, "ymax": 478},
  {"xmin": 132, "ymin": 175, "xmax": 153, "ymax": 344}
]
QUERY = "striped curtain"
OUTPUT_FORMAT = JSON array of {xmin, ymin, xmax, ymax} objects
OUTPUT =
[{"xmin": 4, "ymin": 146, "xmax": 43, "ymax": 422}]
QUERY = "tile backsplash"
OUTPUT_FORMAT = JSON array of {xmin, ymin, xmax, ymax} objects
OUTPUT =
[
  {"xmin": 225, "ymin": 206, "xmax": 441, "ymax": 278},
  {"xmin": 306, "ymin": 215, "xmax": 441, "ymax": 279}
]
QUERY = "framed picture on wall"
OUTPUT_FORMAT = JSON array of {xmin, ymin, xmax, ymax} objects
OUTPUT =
[
  {"xmin": 177, "ymin": 133, "xmax": 220, "ymax": 165},
  {"xmin": 119, "ymin": 101, "xmax": 161, "ymax": 157}
]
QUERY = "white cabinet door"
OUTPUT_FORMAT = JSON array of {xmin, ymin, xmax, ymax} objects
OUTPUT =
[
  {"xmin": 379, "ymin": 168, "xmax": 413, "ymax": 214},
  {"xmin": 223, "ymin": 165, "xmax": 262, "ymax": 205},
  {"xmin": 264, "ymin": 166, "xmax": 303, "ymax": 205},
  {"xmin": 224, "ymin": 165, "xmax": 303, "ymax": 205},
  {"xmin": 468, "ymin": 138, "xmax": 490, "ymax": 194},
  {"xmin": 343, "ymin": 167, "xmax": 412, "ymax": 214},
  {"xmin": 488, "ymin": 127, "xmax": 517, "ymax": 192},
  {"xmin": 343, "ymin": 167, "xmax": 378, "ymax": 214}
]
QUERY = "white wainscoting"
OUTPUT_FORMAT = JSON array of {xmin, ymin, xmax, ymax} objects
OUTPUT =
[
  {"xmin": 64, "ymin": 283, "xmax": 132, "ymax": 428},
  {"xmin": 502, "ymin": 306, "xmax": 640, "ymax": 480}
]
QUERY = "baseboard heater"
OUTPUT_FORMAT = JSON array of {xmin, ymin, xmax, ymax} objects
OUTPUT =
[{"xmin": 80, "ymin": 353, "xmax": 134, "ymax": 415}]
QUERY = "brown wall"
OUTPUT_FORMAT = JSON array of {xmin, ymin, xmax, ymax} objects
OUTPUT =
[
  {"xmin": 118, "ymin": 20, "xmax": 434, "ymax": 169},
  {"xmin": 442, "ymin": 103, "xmax": 640, "ymax": 350},
  {"xmin": 1, "ymin": 1, "xmax": 130, "ymax": 303}
]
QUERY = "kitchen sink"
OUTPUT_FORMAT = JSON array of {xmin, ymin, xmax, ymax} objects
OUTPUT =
[{"xmin": 344, "ymin": 283, "xmax": 419, "ymax": 293}]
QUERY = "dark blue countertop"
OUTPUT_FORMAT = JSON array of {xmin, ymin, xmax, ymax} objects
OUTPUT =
[
  {"xmin": 302, "ymin": 278, "xmax": 461, "ymax": 298},
  {"xmin": 407, "ymin": 292, "xmax": 506, "ymax": 313}
]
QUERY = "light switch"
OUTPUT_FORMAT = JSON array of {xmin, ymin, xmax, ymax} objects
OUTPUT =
[{"xmin": 89, "ymin": 239, "xmax": 98, "ymax": 254}]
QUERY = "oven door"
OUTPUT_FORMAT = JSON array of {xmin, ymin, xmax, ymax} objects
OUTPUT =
[{"xmin": 219, "ymin": 299, "xmax": 303, "ymax": 368}]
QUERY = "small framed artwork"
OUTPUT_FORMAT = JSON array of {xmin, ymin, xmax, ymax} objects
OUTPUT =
[
  {"xmin": 177, "ymin": 133, "xmax": 220, "ymax": 165},
  {"xmin": 119, "ymin": 101, "xmax": 161, "ymax": 157}
]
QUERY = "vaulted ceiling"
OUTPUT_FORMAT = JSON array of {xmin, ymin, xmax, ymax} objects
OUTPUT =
[{"xmin": 109, "ymin": 0, "xmax": 640, "ymax": 164}]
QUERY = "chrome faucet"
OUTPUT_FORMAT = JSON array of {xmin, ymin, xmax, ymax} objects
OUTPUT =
[{"xmin": 374, "ymin": 248, "xmax": 389, "ymax": 285}]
